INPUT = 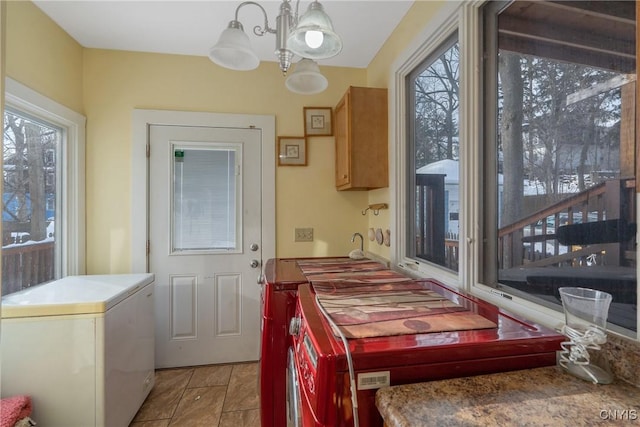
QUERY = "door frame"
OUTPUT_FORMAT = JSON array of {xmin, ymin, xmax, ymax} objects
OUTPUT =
[{"xmin": 131, "ymin": 109, "xmax": 276, "ymax": 272}]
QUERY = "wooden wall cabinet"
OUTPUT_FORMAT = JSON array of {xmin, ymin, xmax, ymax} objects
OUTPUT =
[{"xmin": 334, "ymin": 86, "xmax": 388, "ymax": 190}]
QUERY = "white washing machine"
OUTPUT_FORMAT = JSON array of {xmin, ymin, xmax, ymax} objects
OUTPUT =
[{"xmin": 1, "ymin": 274, "xmax": 155, "ymax": 427}]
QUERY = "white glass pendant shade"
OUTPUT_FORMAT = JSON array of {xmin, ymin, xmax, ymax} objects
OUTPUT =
[
  {"xmin": 285, "ymin": 59, "xmax": 328, "ymax": 94},
  {"xmin": 209, "ymin": 21, "xmax": 260, "ymax": 71},
  {"xmin": 287, "ymin": 1, "xmax": 342, "ymax": 60}
]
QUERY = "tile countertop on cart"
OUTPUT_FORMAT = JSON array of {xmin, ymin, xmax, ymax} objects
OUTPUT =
[{"xmin": 376, "ymin": 366, "xmax": 640, "ymax": 426}]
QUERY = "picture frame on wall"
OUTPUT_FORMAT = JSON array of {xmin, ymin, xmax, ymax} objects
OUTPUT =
[
  {"xmin": 278, "ymin": 136, "xmax": 307, "ymax": 166},
  {"xmin": 304, "ymin": 107, "xmax": 333, "ymax": 136}
]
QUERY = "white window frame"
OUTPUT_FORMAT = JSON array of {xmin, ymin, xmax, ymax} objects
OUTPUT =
[
  {"xmin": 4, "ymin": 78, "xmax": 86, "ymax": 278},
  {"xmin": 389, "ymin": 1, "xmax": 623, "ymax": 335},
  {"xmin": 391, "ymin": 1, "xmax": 466, "ymax": 291}
]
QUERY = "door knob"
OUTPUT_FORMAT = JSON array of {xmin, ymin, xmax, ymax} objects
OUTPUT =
[{"xmin": 250, "ymin": 259, "xmax": 261, "ymax": 268}]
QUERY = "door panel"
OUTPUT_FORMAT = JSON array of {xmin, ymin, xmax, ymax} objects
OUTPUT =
[
  {"xmin": 150, "ymin": 125, "xmax": 262, "ymax": 368},
  {"xmin": 170, "ymin": 274, "xmax": 197, "ymax": 339},
  {"xmin": 216, "ymin": 273, "xmax": 241, "ymax": 335}
]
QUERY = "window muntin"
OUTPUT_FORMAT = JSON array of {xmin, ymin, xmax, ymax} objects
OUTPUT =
[
  {"xmin": 483, "ymin": 1, "xmax": 636, "ymax": 334},
  {"xmin": 407, "ymin": 34, "xmax": 460, "ymax": 272}
]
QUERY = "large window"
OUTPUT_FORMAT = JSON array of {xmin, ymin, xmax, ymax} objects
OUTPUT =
[
  {"xmin": 2, "ymin": 79, "xmax": 85, "ymax": 296},
  {"xmin": 397, "ymin": 1, "xmax": 637, "ymax": 338},
  {"xmin": 483, "ymin": 1, "xmax": 636, "ymax": 334},
  {"xmin": 407, "ymin": 34, "xmax": 460, "ymax": 272},
  {"xmin": 2, "ymin": 108, "xmax": 60, "ymax": 294}
]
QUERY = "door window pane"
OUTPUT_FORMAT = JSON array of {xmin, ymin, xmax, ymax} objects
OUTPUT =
[
  {"xmin": 484, "ymin": 1, "xmax": 636, "ymax": 332},
  {"xmin": 171, "ymin": 146, "xmax": 239, "ymax": 252},
  {"xmin": 2, "ymin": 107, "xmax": 59, "ymax": 295},
  {"xmin": 407, "ymin": 34, "xmax": 460, "ymax": 272}
]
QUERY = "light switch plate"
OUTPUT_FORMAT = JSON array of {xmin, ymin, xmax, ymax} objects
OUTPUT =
[{"xmin": 295, "ymin": 227, "xmax": 314, "ymax": 242}]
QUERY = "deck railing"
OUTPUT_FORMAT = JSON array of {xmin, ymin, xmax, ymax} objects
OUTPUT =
[
  {"xmin": 416, "ymin": 178, "xmax": 635, "ymax": 272},
  {"xmin": 498, "ymin": 178, "xmax": 636, "ymax": 270},
  {"xmin": 444, "ymin": 234, "xmax": 459, "ymax": 271},
  {"xmin": 2, "ymin": 241, "xmax": 55, "ymax": 295}
]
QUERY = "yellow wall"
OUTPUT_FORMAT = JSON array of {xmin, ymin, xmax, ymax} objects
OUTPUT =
[
  {"xmin": 5, "ymin": 1, "xmax": 84, "ymax": 113},
  {"xmin": 83, "ymin": 49, "xmax": 367, "ymax": 272},
  {"xmin": 5, "ymin": 0, "xmax": 446, "ymax": 273},
  {"xmin": 363, "ymin": 1, "xmax": 447, "ymax": 261}
]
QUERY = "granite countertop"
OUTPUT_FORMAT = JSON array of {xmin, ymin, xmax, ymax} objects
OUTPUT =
[{"xmin": 376, "ymin": 366, "xmax": 640, "ymax": 426}]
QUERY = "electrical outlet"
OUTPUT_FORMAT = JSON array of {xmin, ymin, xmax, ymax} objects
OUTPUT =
[{"xmin": 295, "ymin": 227, "xmax": 314, "ymax": 242}]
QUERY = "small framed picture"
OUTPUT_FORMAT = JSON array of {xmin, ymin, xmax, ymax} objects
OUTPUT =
[
  {"xmin": 278, "ymin": 136, "xmax": 307, "ymax": 166},
  {"xmin": 304, "ymin": 107, "xmax": 333, "ymax": 136}
]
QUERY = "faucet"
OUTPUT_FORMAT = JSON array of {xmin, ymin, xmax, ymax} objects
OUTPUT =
[{"xmin": 351, "ymin": 232, "xmax": 364, "ymax": 252}]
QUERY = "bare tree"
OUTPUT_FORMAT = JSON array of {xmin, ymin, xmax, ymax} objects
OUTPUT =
[
  {"xmin": 413, "ymin": 43, "xmax": 459, "ymax": 168},
  {"xmin": 4, "ymin": 115, "xmax": 29, "ymax": 223},
  {"xmin": 3, "ymin": 112, "xmax": 56, "ymax": 243},
  {"xmin": 26, "ymin": 123, "xmax": 46, "ymax": 241},
  {"xmin": 498, "ymin": 52, "xmax": 524, "ymax": 225}
]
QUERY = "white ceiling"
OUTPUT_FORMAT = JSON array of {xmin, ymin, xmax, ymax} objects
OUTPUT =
[{"xmin": 33, "ymin": 0, "xmax": 414, "ymax": 69}]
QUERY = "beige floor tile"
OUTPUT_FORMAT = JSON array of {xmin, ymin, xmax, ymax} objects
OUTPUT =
[
  {"xmin": 129, "ymin": 420, "xmax": 170, "ymax": 427},
  {"xmin": 218, "ymin": 409, "xmax": 261, "ymax": 427},
  {"xmin": 222, "ymin": 363, "xmax": 260, "ymax": 412},
  {"xmin": 130, "ymin": 362, "xmax": 261, "ymax": 427},
  {"xmin": 132, "ymin": 367, "xmax": 194, "ymax": 422},
  {"xmin": 168, "ymin": 386, "xmax": 227, "ymax": 426},
  {"xmin": 188, "ymin": 364, "xmax": 233, "ymax": 388}
]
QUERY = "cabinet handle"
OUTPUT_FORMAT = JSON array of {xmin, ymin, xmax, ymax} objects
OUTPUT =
[{"xmin": 342, "ymin": 174, "xmax": 347, "ymax": 179}]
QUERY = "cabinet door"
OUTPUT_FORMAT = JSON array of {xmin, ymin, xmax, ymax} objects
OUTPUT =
[{"xmin": 335, "ymin": 93, "xmax": 350, "ymax": 187}]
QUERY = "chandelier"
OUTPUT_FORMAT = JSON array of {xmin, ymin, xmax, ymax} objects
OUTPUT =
[{"xmin": 209, "ymin": 0, "xmax": 342, "ymax": 95}]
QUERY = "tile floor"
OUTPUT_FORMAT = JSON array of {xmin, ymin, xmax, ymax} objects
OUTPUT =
[{"xmin": 129, "ymin": 362, "xmax": 260, "ymax": 427}]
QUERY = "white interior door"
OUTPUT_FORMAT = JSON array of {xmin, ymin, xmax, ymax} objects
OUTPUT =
[{"xmin": 149, "ymin": 124, "xmax": 262, "ymax": 368}]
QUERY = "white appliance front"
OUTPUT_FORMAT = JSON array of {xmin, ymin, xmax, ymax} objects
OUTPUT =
[{"xmin": 1, "ymin": 274, "xmax": 155, "ymax": 427}]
